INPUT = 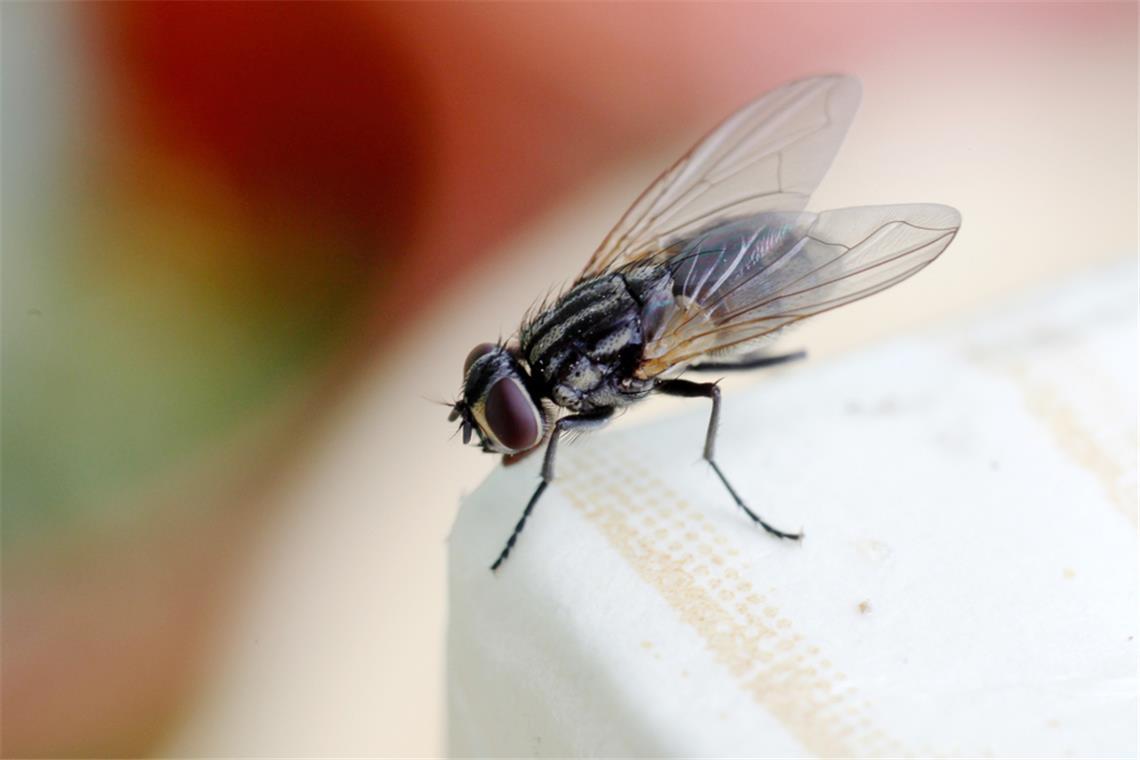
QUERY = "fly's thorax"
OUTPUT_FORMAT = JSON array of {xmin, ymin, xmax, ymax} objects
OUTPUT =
[
  {"xmin": 460, "ymin": 345, "xmax": 546, "ymax": 454},
  {"xmin": 518, "ymin": 268, "xmax": 673, "ymax": 413},
  {"xmin": 521, "ymin": 275, "xmax": 629, "ymax": 368}
]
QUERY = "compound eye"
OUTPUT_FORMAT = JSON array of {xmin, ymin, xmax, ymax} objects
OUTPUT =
[
  {"xmin": 484, "ymin": 377, "xmax": 541, "ymax": 452},
  {"xmin": 463, "ymin": 343, "xmax": 496, "ymax": 375}
]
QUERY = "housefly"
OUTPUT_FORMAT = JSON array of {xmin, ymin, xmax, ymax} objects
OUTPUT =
[{"xmin": 448, "ymin": 75, "xmax": 960, "ymax": 571}]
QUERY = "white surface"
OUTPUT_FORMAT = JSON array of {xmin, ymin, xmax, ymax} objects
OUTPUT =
[{"xmin": 448, "ymin": 261, "xmax": 1137, "ymax": 757}]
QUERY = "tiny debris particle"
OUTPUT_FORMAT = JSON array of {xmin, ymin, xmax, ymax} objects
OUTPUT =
[
  {"xmin": 858, "ymin": 600, "xmax": 872, "ymax": 615},
  {"xmin": 640, "ymin": 640, "xmax": 653, "ymax": 649},
  {"xmin": 1063, "ymin": 567, "xmax": 1076, "ymax": 579}
]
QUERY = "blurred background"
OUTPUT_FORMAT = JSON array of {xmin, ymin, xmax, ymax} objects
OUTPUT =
[{"xmin": 1, "ymin": 3, "xmax": 1135, "ymax": 756}]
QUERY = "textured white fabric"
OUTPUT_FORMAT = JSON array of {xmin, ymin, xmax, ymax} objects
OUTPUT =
[{"xmin": 448, "ymin": 261, "xmax": 1137, "ymax": 757}]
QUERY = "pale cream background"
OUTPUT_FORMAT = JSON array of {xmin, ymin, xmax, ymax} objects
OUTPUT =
[{"xmin": 164, "ymin": 43, "xmax": 1136, "ymax": 756}]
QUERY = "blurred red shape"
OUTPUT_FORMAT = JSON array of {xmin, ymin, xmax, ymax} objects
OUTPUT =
[{"xmin": 97, "ymin": 2, "xmax": 424, "ymax": 238}]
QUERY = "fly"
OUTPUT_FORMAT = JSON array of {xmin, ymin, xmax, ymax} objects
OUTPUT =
[{"xmin": 448, "ymin": 75, "xmax": 960, "ymax": 571}]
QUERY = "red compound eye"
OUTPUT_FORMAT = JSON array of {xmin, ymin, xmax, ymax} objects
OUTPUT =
[
  {"xmin": 463, "ymin": 342, "xmax": 496, "ymax": 375},
  {"xmin": 484, "ymin": 377, "xmax": 540, "ymax": 452}
]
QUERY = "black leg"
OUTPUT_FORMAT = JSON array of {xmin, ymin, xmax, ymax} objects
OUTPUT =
[
  {"xmin": 489, "ymin": 481, "xmax": 547, "ymax": 572},
  {"xmin": 490, "ymin": 408, "xmax": 614, "ymax": 571},
  {"xmin": 656, "ymin": 379, "xmax": 802, "ymax": 541},
  {"xmin": 686, "ymin": 349, "xmax": 807, "ymax": 373}
]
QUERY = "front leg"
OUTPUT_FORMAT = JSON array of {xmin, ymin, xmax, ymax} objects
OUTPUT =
[
  {"xmin": 490, "ymin": 408, "xmax": 614, "ymax": 571},
  {"xmin": 655, "ymin": 379, "xmax": 802, "ymax": 541}
]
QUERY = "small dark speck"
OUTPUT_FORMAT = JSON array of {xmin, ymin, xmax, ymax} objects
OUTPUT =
[
  {"xmin": 989, "ymin": 460, "xmax": 1000, "ymax": 471},
  {"xmin": 857, "ymin": 600, "xmax": 872, "ymax": 615},
  {"xmin": 27, "ymin": 308, "xmax": 43, "ymax": 317},
  {"xmin": 1128, "ymin": 635, "xmax": 1134, "ymax": 641}
]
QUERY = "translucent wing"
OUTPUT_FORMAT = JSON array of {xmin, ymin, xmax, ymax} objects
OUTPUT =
[
  {"xmin": 580, "ymin": 75, "xmax": 862, "ymax": 280},
  {"xmin": 638, "ymin": 204, "xmax": 961, "ymax": 377}
]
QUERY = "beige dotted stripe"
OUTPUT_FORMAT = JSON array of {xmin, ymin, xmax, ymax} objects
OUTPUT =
[
  {"xmin": 966, "ymin": 337, "xmax": 1137, "ymax": 526},
  {"xmin": 558, "ymin": 444, "xmax": 914, "ymax": 758},
  {"xmin": 1004, "ymin": 359, "xmax": 1137, "ymax": 525}
]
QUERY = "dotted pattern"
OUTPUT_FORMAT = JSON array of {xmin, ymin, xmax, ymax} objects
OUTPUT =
[
  {"xmin": 558, "ymin": 443, "xmax": 917, "ymax": 758},
  {"xmin": 1003, "ymin": 357, "xmax": 1137, "ymax": 524}
]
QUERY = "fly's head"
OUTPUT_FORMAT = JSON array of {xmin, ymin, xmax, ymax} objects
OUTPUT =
[{"xmin": 450, "ymin": 341, "xmax": 546, "ymax": 456}]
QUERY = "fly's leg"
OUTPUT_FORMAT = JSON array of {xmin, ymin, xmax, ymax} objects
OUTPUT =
[
  {"xmin": 687, "ymin": 349, "xmax": 807, "ymax": 372},
  {"xmin": 489, "ymin": 481, "xmax": 546, "ymax": 573},
  {"xmin": 655, "ymin": 379, "xmax": 802, "ymax": 541},
  {"xmin": 490, "ymin": 408, "xmax": 614, "ymax": 571}
]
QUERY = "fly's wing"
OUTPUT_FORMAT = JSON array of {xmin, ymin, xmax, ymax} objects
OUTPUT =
[
  {"xmin": 638, "ymin": 204, "xmax": 961, "ymax": 377},
  {"xmin": 579, "ymin": 75, "xmax": 862, "ymax": 280}
]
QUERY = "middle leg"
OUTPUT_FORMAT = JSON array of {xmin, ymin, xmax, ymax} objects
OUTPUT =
[{"xmin": 656, "ymin": 379, "xmax": 802, "ymax": 540}]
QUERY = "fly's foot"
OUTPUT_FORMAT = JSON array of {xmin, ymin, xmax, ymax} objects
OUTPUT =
[{"xmin": 739, "ymin": 502, "xmax": 803, "ymax": 541}]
